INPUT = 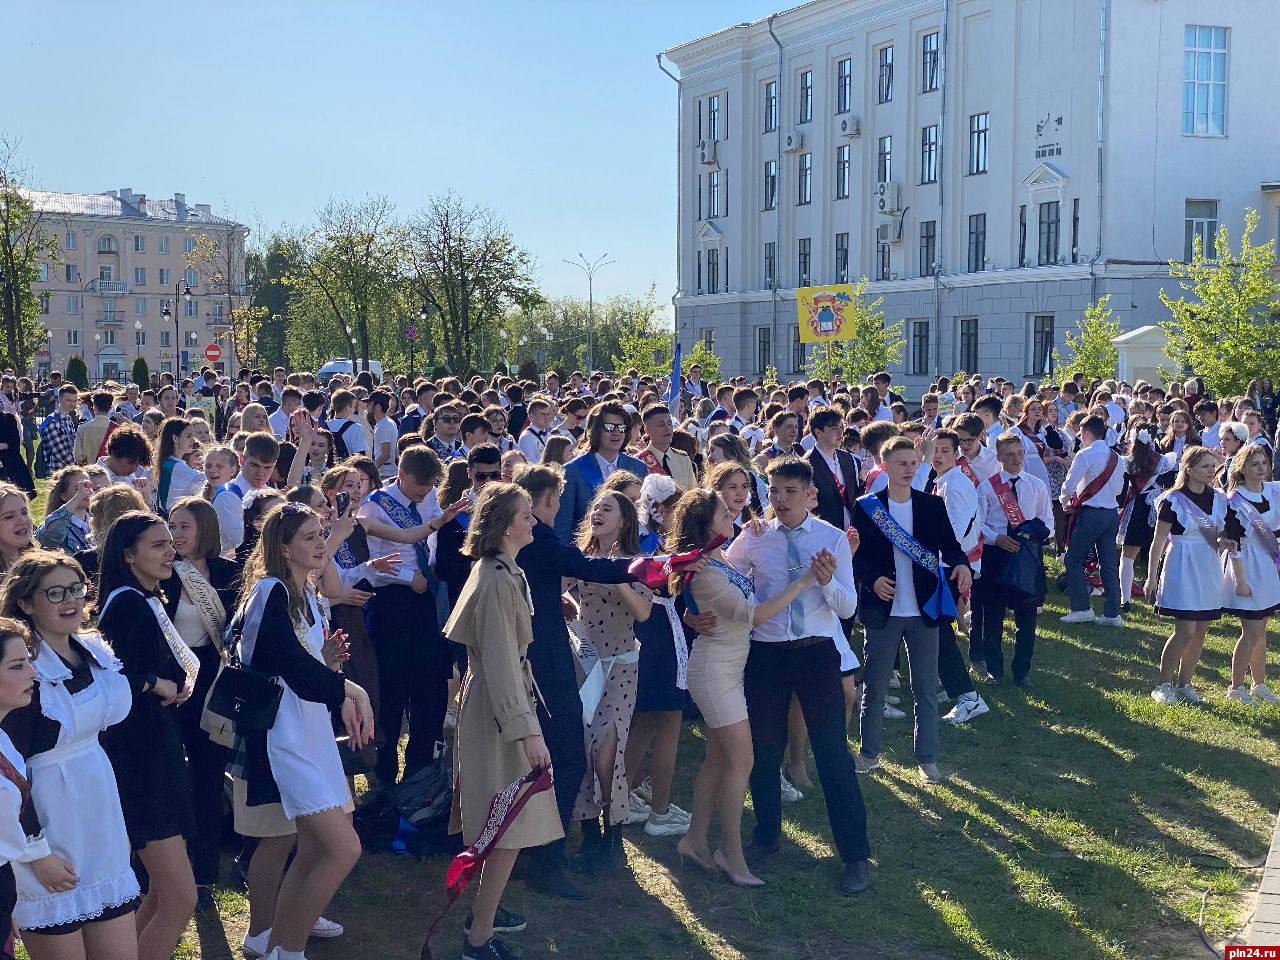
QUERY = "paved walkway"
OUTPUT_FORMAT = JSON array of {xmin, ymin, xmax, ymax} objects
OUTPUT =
[{"xmin": 1250, "ymin": 809, "xmax": 1280, "ymax": 944}]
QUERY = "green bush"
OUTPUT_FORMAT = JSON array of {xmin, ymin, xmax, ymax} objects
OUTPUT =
[
  {"xmin": 131, "ymin": 356, "xmax": 150, "ymax": 389},
  {"xmin": 65, "ymin": 355, "xmax": 89, "ymax": 389}
]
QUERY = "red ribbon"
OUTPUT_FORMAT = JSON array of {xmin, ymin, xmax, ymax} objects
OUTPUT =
[{"xmin": 626, "ymin": 534, "xmax": 727, "ymax": 590}]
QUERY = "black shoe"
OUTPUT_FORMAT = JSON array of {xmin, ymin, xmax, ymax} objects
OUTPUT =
[
  {"xmin": 595, "ymin": 824, "xmax": 626, "ymax": 872},
  {"xmin": 572, "ymin": 818, "xmax": 604, "ymax": 874},
  {"xmin": 840, "ymin": 859, "xmax": 871, "ymax": 895},
  {"xmin": 195, "ymin": 885, "xmax": 217, "ymax": 916},
  {"xmin": 743, "ymin": 839, "xmax": 781, "ymax": 867},
  {"xmin": 525, "ymin": 860, "xmax": 589, "ymax": 900},
  {"xmin": 982, "ymin": 672, "xmax": 1001, "ymax": 685},
  {"xmin": 231, "ymin": 857, "xmax": 249, "ymax": 891},
  {"xmin": 465, "ymin": 905, "xmax": 527, "ymax": 934},
  {"xmin": 463, "ymin": 933, "xmax": 521, "ymax": 959},
  {"xmin": 1014, "ymin": 675, "xmax": 1033, "ymax": 690},
  {"xmin": 1120, "ymin": 601, "xmax": 1132, "ymax": 613}
]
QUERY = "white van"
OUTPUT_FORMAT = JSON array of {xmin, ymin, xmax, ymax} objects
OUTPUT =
[{"xmin": 317, "ymin": 358, "xmax": 384, "ymax": 382}]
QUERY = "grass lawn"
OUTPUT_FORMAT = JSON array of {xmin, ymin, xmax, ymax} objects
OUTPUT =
[{"xmin": 21, "ymin": 482, "xmax": 1278, "ymax": 959}]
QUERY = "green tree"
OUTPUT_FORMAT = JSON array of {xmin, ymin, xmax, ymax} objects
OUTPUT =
[
  {"xmin": 0, "ymin": 140, "xmax": 60, "ymax": 374},
  {"xmin": 130, "ymin": 356, "xmax": 150, "ymax": 388},
  {"xmin": 1053, "ymin": 295, "xmax": 1120, "ymax": 382},
  {"xmin": 612, "ymin": 328, "xmax": 672, "ymax": 379},
  {"xmin": 1160, "ymin": 208, "xmax": 1280, "ymax": 397},
  {"xmin": 65, "ymin": 355, "xmax": 88, "ymax": 389},
  {"xmin": 185, "ymin": 224, "xmax": 254, "ymax": 369},
  {"xmin": 803, "ymin": 278, "xmax": 902, "ymax": 386},
  {"xmin": 683, "ymin": 341, "xmax": 721, "ymax": 383}
]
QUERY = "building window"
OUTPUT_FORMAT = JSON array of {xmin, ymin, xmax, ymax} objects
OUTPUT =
[
  {"xmin": 185, "ymin": 330, "xmax": 199, "ymax": 348},
  {"xmin": 1183, "ymin": 26, "xmax": 1227, "ymax": 136},
  {"xmin": 707, "ymin": 248, "xmax": 720, "ymax": 294},
  {"xmin": 697, "ymin": 175, "xmax": 702, "ymax": 221},
  {"xmin": 799, "ymin": 70, "xmax": 813, "ymax": 123},
  {"xmin": 797, "ymin": 153, "xmax": 812, "ymax": 205},
  {"xmin": 968, "ymin": 112, "xmax": 989, "ymax": 174},
  {"xmin": 877, "ymin": 136, "xmax": 892, "ymax": 183},
  {"xmin": 160, "ymin": 331, "xmax": 171, "ymax": 347},
  {"xmin": 135, "ymin": 298, "xmax": 146, "ymax": 317},
  {"xmin": 764, "ymin": 241, "xmax": 776, "ymax": 288},
  {"xmin": 836, "ymin": 57, "xmax": 852, "ymax": 114},
  {"xmin": 103, "ymin": 330, "xmax": 116, "ymax": 347},
  {"xmin": 1184, "ymin": 199, "xmax": 1219, "ymax": 260},
  {"xmin": 66, "ymin": 295, "xmax": 79, "ymax": 314},
  {"xmin": 38, "ymin": 261, "xmax": 49, "ymax": 282},
  {"xmin": 835, "ymin": 145, "xmax": 851, "ymax": 199},
  {"xmin": 39, "ymin": 294, "xmax": 50, "ymax": 315},
  {"xmin": 708, "ymin": 171, "xmax": 720, "ymax": 218},
  {"xmin": 696, "ymin": 251, "xmax": 702, "ymax": 294},
  {"xmin": 959, "ymin": 317, "xmax": 978, "ymax": 373},
  {"xmin": 185, "ymin": 299, "xmax": 198, "ymax": 319},
  {"xmin": 764, "ymin": 160, "xmax": 777, "ymax": 210},
  {"xmin": 919, "ymin": 220, "xmax": 936, "ymax": 276},
  {"xmin": 798, "ymin": 238, "xmax": 811, "ymax": 286},
  {"xmin": 724, "ymin": 246, "xmax": 729, "ymax": 292},
  {"xmin": 102, "ymin": 298, "xmax": 117, "ymax": 320},
  {"xmin": 134, "ymin": 235, "xmax": 145, "ymax": 253},
  {"xmin": 96, "ymin": 235, "xmax": 117, "ymax": 254},
  {"xmin": 98, "ymin": 265, "xmax": 114, "ymax": 283},
  {"xmin": 835, "ymin": 232, "xmax": 850, "ymax": 282},
  {"xmin": 183, "ymin": 236, "xmax": 197, "ymax": 254},
  {"xmin": 67, "ymin": 329, "xmax": 79, "ymax": 347},
  {"xmin": 911, "ymin": 320, "xmax": 930, "ymax": 375},
  {"xmin": 1018, "ymin": 205, "xmax": 1027, "ymax": 265},
  {"xmin": 756, "ymin": 326, "xmax": 771, "ymax": 375},
  {"xmin": 1032, "ymin": 315, "xmax": 1055, "ymax": 376},
  {"xmin": 134, "ymin": 267, "xmax": 146, "ymax": 286},
  {"xmin": 1071, "ymin": 198, "xmax": 1080, "ymax": 262},
  {"xmin": 702, "ymin": 329, "xmax": 714, "ymax": 352},
  {"xmin": 878, "ymin": 46, "xmax": 893, "ymax": 103},
  {"xmin": 136, "ymin": 329, "xmax": 147, "ymax": 347},
  {"xmin": 708, "ymin": 93, "xmax": 721, "ymax": 141},
  {"xmin": 876, "ymin": 242, "xmax": 891, "ymax": 281},
  {"xmin": 65, "ymin": 264, "xmax": 79, "ymax": 283},
  {"xmin": 922, "ymin": 31, "xmax": 940, "ymax": 92},
  {"xmin": 159, "ymin": 235, "xmax": 170, "ymax": 255},
  {"xmin": 791, "ymin": 325, "xmax": 805, "ymax": 373},
  {"xmin": 920, "ymin": 124, "xmax": 938, "ymax": 183},
  {"xmin": 184, "ymin": 268, "xmax": 199, "ymax": 287},
  {"xmin": 967, "ymin": 213, "xmax": 987, "ymax": 272},
  {"xmin": 763, "ymin": 80, "xmax": 778, "ymax": 132},
  {"xmin": 65, "ymin": 231, "xmax": 77, "ymax": 251},
  {"xmin": 1038, "ymin": 201, "xmax": 1061, "ymax": 265},
  {"xmin": 159, "ymin": 268, "xmax": 170, "ymax": 287}
]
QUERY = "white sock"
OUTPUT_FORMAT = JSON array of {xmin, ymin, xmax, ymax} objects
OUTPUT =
[
  {"xmin": 1119, "ymin": 556, "xmax": 1134, "ymax": 604},
  {"xmin": 244, "ymin": 929, "xmax": 271, "ymax": 948}
]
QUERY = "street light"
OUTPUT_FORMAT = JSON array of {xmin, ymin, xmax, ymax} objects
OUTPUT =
[
  {"xmin": 562, "ymin": 252, "xmax": 613, "ymax": 372},
  {"xmin": 134, "ymin": 319, "xmax": 142, "ymax": 361},
  {"xmin": 160, "ymin": 282, "xmax": 195, "ymax": 376},
  {"xmin": 94, "ymin": 333, "xmax": 101, "ymax": 380}
]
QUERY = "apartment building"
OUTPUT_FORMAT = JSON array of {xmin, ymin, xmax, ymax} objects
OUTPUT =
[
  {"xmin": 25, "ymin": 187, "xmax": 247, "ymax": 381},
  {"xmin": 660, "ymin": 0, "xmax": 1280, "ymax": 389}
]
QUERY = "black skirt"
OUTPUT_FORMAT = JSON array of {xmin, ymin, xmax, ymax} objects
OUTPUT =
[
  {"xmin": 1122, "ymin": 501, "xmax": 1156, "ymax": 548},
  {"xmin": 634, "ymin": 598, "xmax": 690, "ymax": 714},
  {"xmin": 1155, "ymin": 606, "xmax": 1222, "ymax": 622}
]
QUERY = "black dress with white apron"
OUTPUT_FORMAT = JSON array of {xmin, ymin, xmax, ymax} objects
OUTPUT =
[
  {"xmin": 1222, "ymin": 482, "xmax": 1280, "ymax": 619},
  {"xmin": 1153, "ymin": 486, "xmax": 1242, "ymax": 621}
]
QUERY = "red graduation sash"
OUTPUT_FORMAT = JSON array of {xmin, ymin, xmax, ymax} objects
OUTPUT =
[{"xmin": 989, "ymin": 474, "xmax": 1027, "ymax": 529}]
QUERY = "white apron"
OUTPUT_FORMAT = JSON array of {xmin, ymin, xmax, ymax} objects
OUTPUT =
[
  {"xmin": 1155, "ymin": 491, "xmax": 1227, "ymax": 614},
  {"xmin": 1223, "ymin": 483, "xmax": 1280, "ymax": 612}
]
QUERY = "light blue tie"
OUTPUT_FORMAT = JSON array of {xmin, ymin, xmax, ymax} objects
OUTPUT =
[{"xmin": 782, "ymin": 527, "xmax": 806, "ymax": 636}]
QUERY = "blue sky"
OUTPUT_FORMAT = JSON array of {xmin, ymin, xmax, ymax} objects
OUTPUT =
[{"xmin": 7, "ymin": 0, "xmax": 778, "ymax": 313}]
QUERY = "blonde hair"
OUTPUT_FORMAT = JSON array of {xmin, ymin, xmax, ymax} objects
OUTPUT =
[
  {"xmin": 461, "ymin": 483, "xmax": 531, "ymax": 560},
  {"xmin": 1167, "ymin": 446, "xmax": 1218, "ymax": 497},
  {"xmin": 88, "ymin": 485, "xmax": 149, "ymax": 542}
]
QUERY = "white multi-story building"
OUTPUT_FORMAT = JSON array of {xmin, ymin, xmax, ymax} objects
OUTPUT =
[
  {"xmin": 661, "ymin": 0, "xmax": 1280, "ymax": 390},
  {"xmin": 24, "ymin": 187, "xmax": 247, "ymax": 382}
]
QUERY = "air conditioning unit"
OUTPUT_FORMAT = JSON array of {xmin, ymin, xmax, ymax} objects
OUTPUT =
[
  {"xmin": 875, "ymin": 223, "xmax": 892, "ymax": 244},
  {"xmin": 698, "ymin": 139, "xmax": 718, "ymax": 166},
  {"xmin": 874, "ymin": 180, "xmax": 902, "ymax": 214},
  {"xmin": 783, "ymin": 130, "xmax": 805, "ymax": 153},
  {"xmin": 840, "ymin": 115, "xmax": 862, "ymax": 138}
]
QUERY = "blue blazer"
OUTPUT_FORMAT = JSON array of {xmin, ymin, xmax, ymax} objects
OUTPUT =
[{"xmin": 552, "ymin": 451, "xmax": 649, "ymax": 543}]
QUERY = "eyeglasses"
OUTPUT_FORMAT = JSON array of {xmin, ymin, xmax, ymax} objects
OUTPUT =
[
  {"xmin": 437, "ymin": 415, "xmax": 460, "ymax": 423},
  {"xmin": 473, "ymin": 470, "xmax": 501, "ymax": 481},
  {"xmin": 600, "ymin": 422, "xmax": 627, "ymax": 434},
  {"xmin": 39, "ymin": 581, "xmax": 87, "ymax": 604}
]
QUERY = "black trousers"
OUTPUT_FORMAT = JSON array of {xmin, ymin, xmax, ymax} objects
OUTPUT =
[
  {"xmin": 980, "ymin": 586, "xmax": 1038, "ymax": 681},
  {"xmin": 744, "ymin": 639, "xmax": 870, "ymax": 863},
  {"xmin": 535, "ymin": 676, "xmax": 588, "ymax": 831},
  {"xmin": 177, "ymin": 643, "xmax": 230, "ymax": 886},
  {"xmin": 937, "ymin": 617, "xmax": 976, "ymax": 699},
  {"xmin": 368, "ymin": 584, "xmax": 452, "ymax": 784}
]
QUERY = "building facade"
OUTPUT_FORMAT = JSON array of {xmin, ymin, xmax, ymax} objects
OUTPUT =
[
  {"xmin": 662, "ymin": 0, "xmax": 1280, "ymax": 391},
  {"xmin": 24, "ymin": 187, "xmax": 247, "ymax": 382}
]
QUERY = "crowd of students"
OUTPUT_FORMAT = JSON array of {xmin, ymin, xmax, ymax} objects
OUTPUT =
[{"xmin": 0, "ymin": 361, "xmax": 1273, "ymax": 960}]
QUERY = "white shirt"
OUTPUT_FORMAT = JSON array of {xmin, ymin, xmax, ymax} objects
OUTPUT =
[
  {"xmin": 934, "ymin": 466, "xmax": 983, "ymax": 576},
  {"xmin": 212, "ymin": 471, "xmax": 262, "ymax": 557},
  {"xmin": 984, "ymin": 421, "xmax": 1004, "ymax": 446},
  {"xmin": 267, "ymin": 407, "xmax": 290, "ymax": 440},
  {"xmin": 95, "ymin": 457, "xmax": 148, "ymax": 488},
  {"xmin": 157, "ymin": 456, "xmax": 207, "ymax": 513},
  {"xmin": 372, "ymin": 416, "xmax": 399, "ymax": 479},
  {"xmin": 887, "ymin": 496, "xmax": 921, "ymax": 618},
  {"xmin": 1105, "ymin": 400, "xmax": 1127, "ymax": 427},
  {"xmin": 724, "ymin": 514, "xmax": 857, "ymax": 644},
  {"xmin": 594, "ymin": 452, "xmax": 620, "ymax": 479},
  {"xmin": 979, "ymin": 470, "xmax": 1053, "ymax": 541},
  {"xmin": 1060, "ymin": 438, "xmax": 1124, "ymax": 509},
  {"xmin": 874, "ymin": 405, "xmax": 894, "ymax": 423},
  {"xmin": 967, "ymin": 446, "xmax": 1000, "ymax": 482},
  {"xmin": 327, "ymin": 417, "xmax": 368, "ymax": 455},
  {"xmin": 356, "ymin": 482, "xmax": 441, "ymax": 586},
  {"xmin": 1202, "ymin": 421, "xmax": 1223, "ymax": 450},
  {"xmin": 518, "ymin": 426, "xmax": 551, "ymax": 463}
]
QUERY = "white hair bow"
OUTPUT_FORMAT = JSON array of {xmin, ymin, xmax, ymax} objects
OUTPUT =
[{"xmin": 1136, "ymin": 429, "xmax": 1152, "ymax": 444}]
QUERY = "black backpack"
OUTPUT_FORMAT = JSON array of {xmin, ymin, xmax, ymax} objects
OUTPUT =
[{"xmin": 331, "ymin": 419, "xmax": 358, "ymax": 460}]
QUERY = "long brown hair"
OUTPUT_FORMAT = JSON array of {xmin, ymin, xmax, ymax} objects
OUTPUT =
[
  {"xmin": 663, "ymin": 488, "xmax": 722, "ymax": 594},
  {"xmin": 1227, "ymin": 443, "xmax": 1271, "ymax": 493},
  {"xmin": 0, "ymin": 550, "xmax": 89, "ymax": 650},
  {"xmin": 239, "ymin": 503, "xmax": 320, "ymax": 627},
  {"xmin": 574, "ymin": 490, "xmax": 640, "ymax": 556},
  {"xmin": 46, "ymin": 465, "xmax": 88, "ymax": 515}
]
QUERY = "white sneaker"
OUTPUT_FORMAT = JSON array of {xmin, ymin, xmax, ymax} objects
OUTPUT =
[
  {"xmin": 311, "ymin": 916, "xmax": 343, "ymax": 939},
  {"xmin": 1060, "ymin": 610, "xmax": 1096, "ymax": 624},
  {"xmin": 1176, "ymin": 684, "xmax": 1204, "ymax": 705},
  {"xmin": 1095, "ymin": 616, "xmax": 1124, "ymax": 627},
  {"xmin": 625, "ymin": 791, "xmax": 651, "ymax": 824},
  {"xmin": 943, "ymin": 692, "xmax": 989, "ymax": 725},
  {"xmin": 883, "ymin": 702, "xmax": 906, "ymax": 720},
  {"xmin": 243, "ymin": 929, "xmax": 271, "ymax": 958},
  {"xmin": 1151, "ymin": 682, "xmax": 1179, "ymax": 704},
  {"xmin": 665, "ymin": 801, "xmax": 691, "ymax": 823},
  {"xmin": 888, "ymin": 671, "xmax": 901, "ymax": 689},
  {"xmin": 633, "ymin": 778, "xmax": 654, "ymax": 804},
  {"xmin": 644, "ymin": 806, "xmax": 691, "ymax": 837},
  {"xmin": 779, "ymin": 774, "xmax": 804, "ymax": 803},
  {"xmin": 885, "ymin": 694, "xmax": 901, "ymax": 706},
  {"xmin": 1251, "ymin": 683, "xmax": 1280, "ymax": 705},
  {"xmin": 1227, "ymin": 685, "xmax": 1258, "ymax": 706}
]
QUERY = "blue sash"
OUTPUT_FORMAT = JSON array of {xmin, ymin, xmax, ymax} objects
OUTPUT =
[
  {"xmin": 369, "ymin": 489, "xmax": 433, "ymax": 581},
  {"xmin": 334, "ymin": 536, "xmax": 360, "ymax": 569},
  {"xmin": 638, "ymin": 531, "xmax": 660, "ymax": 555},
  {"xmin": 571, "ymin": 453, "xmax": 604, "ymax": 494},
  {"xmin": 856, "ymin": 494, "xmax": 957, "ymax": 621},
  {"xmin": 215, "ymin": 481, "xmax": 245, "ymax": 501}
]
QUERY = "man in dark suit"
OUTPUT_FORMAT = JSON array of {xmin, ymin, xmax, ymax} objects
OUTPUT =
[
  {"xmin": 851, "ymin": 436, "xmax": 971, "ymax": 784},
  {"xmin": 682, "ymin": 363, "xmax": 711, "ymax": 405},
  {"xmin": 553, "ymin": 401, "xmax": 649, "ymax": 542},
  {"xmin": 807, "ymin": 407, "xmax": 861, "ymax": 529}
]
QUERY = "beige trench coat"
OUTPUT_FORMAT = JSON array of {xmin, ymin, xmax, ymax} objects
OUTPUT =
[{"xmin": 445, "ymin": 552, "xmax": 564, "ymax": 849}]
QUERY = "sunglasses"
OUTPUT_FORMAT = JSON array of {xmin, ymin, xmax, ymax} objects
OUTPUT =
[
  {"xmin": 437, "ymin": 415, "xmax": 460, "ymax": 423},
  {"xmin": 473, "ymin": 470, "xmax": 501, "ymax": 481},
  {"xmin": 600, "ymin": 422, "xmax": 628, "ymax": 434},
  {"xmin": 40, "ymin": 581, "xmax": 88, "ymax": 604}
]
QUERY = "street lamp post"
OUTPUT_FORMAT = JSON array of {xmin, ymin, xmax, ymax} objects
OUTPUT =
[
  {"xmin": 93, "ymin": 333, "xmax": 101, "ymax": 381},
  {"xmin": 134, "ymin": 319, "xmax": 142, "ymax": 361},
  {"xmin": 160, "ymin": 282, "xmax": 195, "ymax": 376},
  {"xmin": 562, "ymin": 253, "xmax": 613, "ymax": 373}
]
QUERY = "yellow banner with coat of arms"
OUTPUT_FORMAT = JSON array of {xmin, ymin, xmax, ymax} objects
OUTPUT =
[{"xmin": 797, "ymin": 284, "xmax": 857, "ymax": 344}]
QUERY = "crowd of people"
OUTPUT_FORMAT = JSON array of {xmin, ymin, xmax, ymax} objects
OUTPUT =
[{"xmin": 0, "ymin": 360, "xmax": 1273, "ymax": 960}]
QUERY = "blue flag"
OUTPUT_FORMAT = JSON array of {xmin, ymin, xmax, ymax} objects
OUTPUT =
[{"xmin": 667, "ymin": 340, "xmax": 682, "ymax": 415}]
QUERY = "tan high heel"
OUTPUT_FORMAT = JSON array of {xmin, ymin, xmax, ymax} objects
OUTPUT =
[
  {"xmin": 713, "ymin": 848, "xmax": 765, "ymax": 887},
  {"xmin": 676, "ymin": 839, "xmax": 715, "ymax": 872}
]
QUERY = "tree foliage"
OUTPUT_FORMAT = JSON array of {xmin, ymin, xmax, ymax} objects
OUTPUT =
[
  {"xmin": 803, "ymin": 278, "xmax": 902, "ymax": 386},
  {"xmin": 186, "ymin": 226, "xmax": 256, "ymax": 370},
  {"xmin": 1053, "ymin": 295, "xmax": 1120, "ymax": 383},
  {"xmin": 130, "ymin": 356, "xmax": 150, "ymax": 388},
  {"xmin": 683, "ymin": 341, "xmax": 721, "ymax": 384},
  {"xmin": 0, "ymin": 140, "xmax": 59, "ymax": 373},
  {"xmin": 1160, "ymin": 208, "xmax": 1280, "ymax": 397},
  {"xmin": 65, "ymin": 354, "xmax": 88, "ymax": 389}
]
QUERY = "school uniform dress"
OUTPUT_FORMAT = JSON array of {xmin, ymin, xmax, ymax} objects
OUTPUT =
[
  {"xmin": 1153, "ymin": 487, "xmax": 1241, "ymax": 621},
  {"xmin": 1, "ymin": 634, "xmax": 140, "ymax": 932},
  {"xmin": 1119, "ymin": 453, "xmax": 1178, "ymax": 547},
  {"xmin": 0, "ymin": 729, "xmax": 46, "ymax": 955},
  {"xmin": 633, "ymin": 534, "xmax": 691, "ymax": 715},
  {"xmin": 1223, "ymin": 483, "xmax": 1280, "ymax": 619}
]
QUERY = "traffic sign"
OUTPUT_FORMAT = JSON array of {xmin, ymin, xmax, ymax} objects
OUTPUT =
[
  {"xmin": 204, "ymin": 343, "xmax": 222, "ymax": 362},
  {"xmin": 404, "ymin": 324, "xmax": 418, "ymax": 341}
]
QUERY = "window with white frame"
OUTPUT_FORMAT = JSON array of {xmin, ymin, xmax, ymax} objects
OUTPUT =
[
  {"xmin": 763, "ymin": 160, "xmax": 778, "ymax": 210},
  {"xmin": 878, "ymin": 46, "xmax": 893, "ymax": 103},
  {"xmin": 65, "ymin": 264, "xmax": 79, "ymax": 283},
  {"xmin": 135, "ymin": 298, "xmax": 146, "ymax": 317},
  {"xmin": 183, "ymin": 236, "xmax": 197, "ymax": 254},
  {"xmin": 835, "ymin": 145, "xmax": 850, "ymax": 199},
  {"xmin": 67, "ymin": 329, "xmax": 79, "ymax": 347},
  {"xmin": 184, "ymin": 299, "xmax": 198, "ymax": 319},
  {"xmin": 920, "ymin": 125, "xmax": 938, "ymax": 183},
  {"xmin": 1184, "ymin": 199, "xmax": 1219, "ymax": 260},
  {"xmin": 134, "ymin": 235, "xmax": 145, "ymax": 253},
  {"xmin": 922, "ymin": 32, "xmax": 940, "ymax": 92},
  {"xmin": 877, "ymin": 136, "xmax": 892, "ymax": 183},
  {"xmin": 968, "ymin": 112, "xmax": 989, "ymax": 174},
  {"xmin": 134, "ymin": 267, "xmax": 146, "ymax": 286},
  {"xmin": 160, "ymin": 330, "xmax": 171, "ymax": 347},
  {"xmin": 835, "ymin": 232, "xmax": 850, "ymax": 282},
  {"xmin": 38, "ymin": 262, "xmax": 48, "ymax": 282},
  {"xmin": 103, "ymin": 330, "xmax": 116, "ymax": 346},
  {"xmin": 136, "ymin": 329, "xmax": 147, "ymax": 347},
  {"xmin": 184, "ymin": 268, "xmax": 199, "ymax": 287},
  {"xmin": 1183, "ymin": 26, "xmax": 1227, "ymax": 136},
  {"xmin": 66, "ymin": 295, "xmax": 79, "ymax": 314},
  {"xmin": 185, "ymin": 331, "xmax": 199, "ymax": 347},
  {"xmin": 64, "ymin": 231, "xmax": 77, "ymax": 251},
  {"xmin": 797, "ymin": 153, "xmax": 812, "ymax": 205},
  {"xmin": 799, "ymin": 70, "xmax": 813, "ymax": 123},
  {"xmin": 836, "ymin": 58, "xmax": 852, "ymax": 114},
  {"xmin": 159, "ymin": 235, "xmax": 170, "ymax": 254},
  {"xmin": 39, "ymin": 294, "xmax": 50, "ymax": 315},
  {"xmin": 159, "ymin": 268, "xmax": 170, "ymax": 286},
  {"xmin": 97, "ymin": 235, "xmax": 117, "ymax": 253},
  {"xmin": 763, "ymin": 80, "xmax": 778, "ymax": 133}
]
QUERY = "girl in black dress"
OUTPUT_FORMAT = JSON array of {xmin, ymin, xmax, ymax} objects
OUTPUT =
[{"xmin": 96, "ymin": 512, "xmax": 199, "ymax": 960}]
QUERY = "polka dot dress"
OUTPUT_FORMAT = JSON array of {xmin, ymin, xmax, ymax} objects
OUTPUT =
[{"xmin": 571, "ymin": 579, "xmax": 651, "ymax": 826}]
